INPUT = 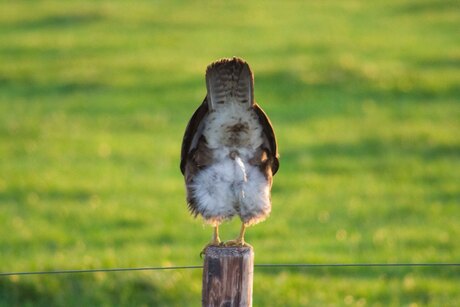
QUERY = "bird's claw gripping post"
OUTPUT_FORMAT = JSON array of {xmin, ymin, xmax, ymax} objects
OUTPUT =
[
  {"xmin": 200, "ymin": 226, "xmax": 222, "ymax": 258},
  {"xmin": 222, "ymin": 223, "xmax": 251, "ymax": 248}
]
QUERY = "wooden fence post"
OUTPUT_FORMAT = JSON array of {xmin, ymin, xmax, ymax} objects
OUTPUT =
[{"xmin": 202, "ymin": 246, "xmax": 254, "ymax": 307}]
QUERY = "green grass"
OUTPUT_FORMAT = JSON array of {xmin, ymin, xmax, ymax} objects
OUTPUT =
[{"xmin": 0, "ymin": 0, "xmax": 459, "ymax": 305}]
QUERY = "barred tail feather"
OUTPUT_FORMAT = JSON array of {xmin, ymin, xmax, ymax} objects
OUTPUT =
[{"xmin": 206, "ymin": 57, "xmax": 254, "ymax": 109}]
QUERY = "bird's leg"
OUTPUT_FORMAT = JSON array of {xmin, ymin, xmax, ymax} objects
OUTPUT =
[
  {"xmin": 224, "ymin": 223, "xmax": 251, "ymax": 247},
  {"xmin": 237, "ymin": 223, "xmax": 246, "ymax": 245},
  {"xmin": 212, "ymin": 225, "xmax": 221, "ymax": 245},
  {"xmin": 200, "ymin": 226, "xmax": 221, "ymax": 257}
]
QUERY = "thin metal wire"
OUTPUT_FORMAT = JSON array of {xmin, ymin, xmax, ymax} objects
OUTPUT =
[
  {"xmin": 1, "ymin": 263, "xmax": 459, "ymax": 277},
  {"xmin": 0, "ymin": 265, "xmax": 202, "ymax": 277},
  {"xmin": 255, "ymin": 263, "xmax": 460, "ymax": 268}
]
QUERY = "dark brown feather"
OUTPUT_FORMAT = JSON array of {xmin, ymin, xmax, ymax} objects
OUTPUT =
[
  {"xmin": 180, "ymin": 98, "xmax": 209, "ymax": 174},
  {"xmin": 180, "ymin": 97, "xmax": 214, "ymax": 216},
  {"xmin": 253, "ymin": 103, "xmax": 279, "ymax": 175},
  {"xmin": 184, "ymin": 135, "xmax": 215, "ymax": 216}
]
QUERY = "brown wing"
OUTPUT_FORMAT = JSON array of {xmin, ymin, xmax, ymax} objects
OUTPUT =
[
  {"xmin": 180, "ymin": 98, "xmax": 209, "ymax": 174},
  {"xmin": 253, "ymin": 103, "xmax": 279, "ymax": 175},
  {"xmin": 180, "ymin": 97, "xmax": 213, "ymax": 216}
]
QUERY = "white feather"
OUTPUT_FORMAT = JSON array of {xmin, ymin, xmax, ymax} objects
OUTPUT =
[
  {"xmin": 192, "ymin": 100, "xmax": 271, "ymax": 225},
  {"xmin": 191, "ymin": 157, "xmax": 270, "ymax": 226},
  {"xmin": 204, "ymin": 102, "xmax": 263, "ymax": 155}
]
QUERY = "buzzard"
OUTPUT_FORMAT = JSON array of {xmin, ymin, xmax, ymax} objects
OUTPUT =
[{"xmin": 180, "ymin": 57, "xmax": 279, "ymax": 250}]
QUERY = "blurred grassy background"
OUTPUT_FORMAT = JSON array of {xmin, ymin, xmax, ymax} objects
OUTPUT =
[{"xmin": 0, "ymin": 0, "xmax": 459, "ymax": 306}]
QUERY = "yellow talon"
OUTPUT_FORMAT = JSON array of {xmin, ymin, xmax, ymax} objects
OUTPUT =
[
  {"xmin": 223, "ymin": 223, "xmax": 251, "ymax": 247},
  {"xmin": 200, "ymin": 226, "xmax": 221, "ymax": 257}
]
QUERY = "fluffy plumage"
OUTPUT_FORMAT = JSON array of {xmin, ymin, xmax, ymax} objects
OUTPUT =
[{"xmin": 180, "ymin": 57, "xmax": 279, "ymax": 228}]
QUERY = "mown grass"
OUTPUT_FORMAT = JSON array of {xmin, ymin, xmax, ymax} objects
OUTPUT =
[{"xmin": 0, "ymin": 0, "xmax": 459, "ymax": 306}]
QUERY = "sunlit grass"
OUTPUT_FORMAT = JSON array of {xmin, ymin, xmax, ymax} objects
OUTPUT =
[{"xmin": 0, "ymin": 0, "xmax": 459, "ymax": 305}]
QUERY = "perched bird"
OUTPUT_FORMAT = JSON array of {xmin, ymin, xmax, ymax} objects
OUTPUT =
[{"xmin": 180, "ymin": 57, "xmax": 279, "ymax": 250}]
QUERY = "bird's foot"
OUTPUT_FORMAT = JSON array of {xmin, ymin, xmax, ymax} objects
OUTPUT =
[
  {"xmin": 223, "ymin": 239, "xmax": 252, "ymax": 248},
  {"xmin": 199, "ymin": 240, "xmax": 222, "ymax": 258}
]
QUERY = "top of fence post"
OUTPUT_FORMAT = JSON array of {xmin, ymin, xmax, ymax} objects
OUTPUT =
[{"xmin": 202, "ymin": 246, "xmax": 254, "ymax": 307}]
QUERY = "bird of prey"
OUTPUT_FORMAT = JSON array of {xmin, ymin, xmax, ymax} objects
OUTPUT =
[{"xmin": 180, "ymin": 57, "xmax": 279, "ymax": 250}]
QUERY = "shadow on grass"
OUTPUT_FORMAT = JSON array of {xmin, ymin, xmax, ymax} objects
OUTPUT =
[
  {"xmin": 0, "ymin": 187, "xmax": 92, "ymax": 203},
  {"xmin": 10, "ymin": 12, "xmax": 104, "ymax": 30},
  {"xmin": 0, "ymin": 77, "xmax": 108, "ymax": 96},
  {"xmin": 307, "ymin": 139, "xmax": 460, "ymax": 161},
  {"xmin": 415, "ymin": 56, "xmax": 460, "ymax": 69},
  {"xmin": 256, "ymin": 265, "xmax": 460, "ymax": 280},
  {"xmin": 256, "ymin": 68, "xmax": 459, "ymax": 125},
  {"xmin": 0, "ymin": 278, "xmax": 53, "ymax": 306},
  {"xmin": 395, "ymin": 0, "xmax": 458, "ymax": 14},
  {"xmin": 1, "ymin": 63, "xmax": 457, "ymax": 119},
  {"xmin": 282, "ymin": 136, "xmax": 459, "ymax": 174},
  {"xmin": 0, "ymin": 273, "xmax": 185, "ymax": 306}
]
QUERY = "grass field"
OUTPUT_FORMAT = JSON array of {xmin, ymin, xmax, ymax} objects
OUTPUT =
[{"xmin": 0, "ymin": 0, "xmax": 459, "ymax": 305}]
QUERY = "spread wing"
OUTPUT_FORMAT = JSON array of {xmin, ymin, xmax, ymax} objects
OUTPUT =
[
  {"xmin": 253, "ymin": 103, "xmax": 279, "ymax": 175},
  {"xmin": 180, "ymin": 97, "xmax": 209, "ymax": 175}
]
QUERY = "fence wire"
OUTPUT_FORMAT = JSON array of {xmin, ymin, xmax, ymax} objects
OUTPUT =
[{"xmin": 1, "ymin": 263, "xmax": 459, "ymax": 277}]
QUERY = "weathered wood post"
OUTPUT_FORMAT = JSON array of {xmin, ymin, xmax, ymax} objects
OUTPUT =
[{"xmin": 202, "ymin": 246, "xmax": 254, "ymax": 307}]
